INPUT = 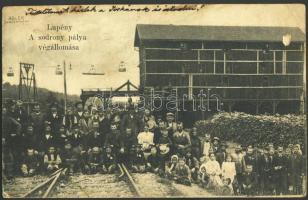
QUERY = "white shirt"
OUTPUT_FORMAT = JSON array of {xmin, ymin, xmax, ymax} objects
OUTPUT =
[
  {"xmin": 221, "ymin": 161, "xmax": 236, "ymax": 183},
  {"xmin": 203, "ymin": 141, "xmax": 211, "ymax": 156},
  {"xmin": 137, "ymin": 131, "xmax": 154, "ymax": 146}
]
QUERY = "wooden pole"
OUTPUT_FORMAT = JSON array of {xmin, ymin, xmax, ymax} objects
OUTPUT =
[{"xmin": 63, "ymin": 60, "xmax": 67, "ymax": 115}]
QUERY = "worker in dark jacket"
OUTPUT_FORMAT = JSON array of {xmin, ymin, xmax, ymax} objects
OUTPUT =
[
  {"xmin": 120, "ymin": 108, "xmax": 140, "ymax": 137},
  {"xmin": 216, "ymin": 143, "xmax": 227, "ymax": 167},
  {"xmin": 131, "ymin": 144, "xmax": 146, "ymax": 173},
  {"xmin": 20, "ymin": 148, "xmax": 39, "ymax": 177},
  {"xmin": 173, "ymin": 122, "xmax": 191, "ymax": 157},
  {"xmin": 146, "ymin": 146, "xmax": 161, "ymax": 173},
  {"xmin": 289, "ymin": 145, "xmax": 304, "ymax": 195},
  {"xmin": 259, "ymin": 147, "xmax": 275, "ymax": 195},
  {"xmin": 184, "ymin": 150, "xmax": 200, "ymax": 182},
  {"xmin": 104, "ymin": 124, "xmax": 122, "ymax": 155},
  {"xmin": 61, "ymin": 140, "xmax": 80, "ymax": 175},
  {"xmin": 241, "ymin": 165, "xmax": 257, "ymax": 196},
  {"xmin": 21, "ymin": 124, "xmax": 38, "ymax": 152},
  {"xmin": 102, "ymin": 145, "xmax": 117, "ymax": 174},
  {"xmin": 44, "ymin": 104, "xmax": 63, "ymax": 136},
  {"xmin": 29, "ymin": 104, "xmax": 45, "ymax": 138},
  {"xmin": 86, "ymin": 146, "xmax": 104, "ymax": 174},
  {"xmin": 86, "ymin": 121, "xmax": 103, "ymax": 150},
  {"xmin": 273, "ymin": 146, "xmax": 288, "ymax": 195},
  {"xmin": 119, "ymin": 128, "xmax": 138, "ymax": 165},
  {"xmin": 190, "ymin": 127, "xmax": 201, "ymax": 160}
]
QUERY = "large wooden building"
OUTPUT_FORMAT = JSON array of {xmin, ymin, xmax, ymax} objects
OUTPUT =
[{"xmin": 134, "ymin": 24, "xmax": 306, "ymax": 126}]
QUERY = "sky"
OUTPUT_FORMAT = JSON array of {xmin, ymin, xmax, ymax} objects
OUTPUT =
[{"xmin": 2, "ymin": 4, "xmax": 306, "ymax": 95}]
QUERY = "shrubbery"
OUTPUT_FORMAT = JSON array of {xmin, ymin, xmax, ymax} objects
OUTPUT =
[{"xmin": 194, "ymin": 112, "xmax": 306, "ymax": 148}]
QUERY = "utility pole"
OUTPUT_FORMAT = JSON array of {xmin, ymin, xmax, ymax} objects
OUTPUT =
[{"xmin": 63, "ymin": 60, "xmax": 68, "ymax": 115}]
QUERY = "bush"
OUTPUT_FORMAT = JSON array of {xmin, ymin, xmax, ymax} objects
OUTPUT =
[{"xmin": 194, "ymin": 112, "xmax": 306, "ymax": 148}]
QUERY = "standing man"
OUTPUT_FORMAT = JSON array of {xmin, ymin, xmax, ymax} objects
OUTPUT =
[
  {"xmin": 273, "ymin": 146, "xmax": 288, "ymax": 195},
  {"xmin": 290, "ymin": 144, "xmax": 304, "ymax": 195},
  {"xmin": 166, "ymin": 113, "xmax": 177, "ymax": 139}
]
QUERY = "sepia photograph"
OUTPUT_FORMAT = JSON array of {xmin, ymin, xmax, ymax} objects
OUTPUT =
[{"xmin": 2, "ymin": 3, "xmax": 307, "ymax": 198}]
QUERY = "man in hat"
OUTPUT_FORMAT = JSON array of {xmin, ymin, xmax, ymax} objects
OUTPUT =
[
  {"xmin": 259, "ymin": 147, "xmax": 274, "ymax": 195},
  {"xmin": 44, "ymin": 103, "xmax": 63, "ymax": 136},
  {"xmin": 273, "ymin": 146, "xmax": 288, "ymax": 195},
  {"xmin": 30, "ymin": 103, "xmax": 44, "ymax": 138},
  {"xmin": 61, "ymin": 139, "xmax": 80, "ymax": 175},
  {"xmin": 289, "ymin": 144, "xmax": 304, "ymax": 195},
  {"xmin": 97, "ymin": 110, "xmax": 108, "ymax": 140},
  {"xmin": 173, "ymin": 122, "xmax": 191, "ymax": 157},
  {"xmin": 190, "ymin": 127, "xmax": 201, "ymax": 160},
  {"xmin": 62, "ymin": 105, "xmax": 77, "ymax": 131},
  {"xmin": 14, "ymin": 100, "xmax": 28, "ymax": 127},
  {"xmin": 119, "ymin": 128, "xmax": 138, "ymax": 165},
  {"xmin": 74, "ymin": 101, "xmax": 84, "ymax": 124},
  {"xmin": 156, "ymin": 125, "xmax": 172, "ymax": 171},
  {"xmin": 86, "ymin": 146, "xmax": 104, "ymax": 174},
  {"xmin": 243, "ymin": 145, "xmax": 258, "ymax": 173},
  {"xmin": 212, "ymin": 137, "xmax": 220, "ymax": 154},
  {"xmin": 120, "ymin": 107, "xmax": 140, "ymax": 138},
  {"xmin": 216, "ymin": 142, "xmax": 227, "ymax": 167},
  {"xmin": 166, "ymin": 112, "xmax": 177, "ymax": 139},
  {"xmin": 39, "ymin": 124, "xmax": 56, "ymax": 156},
  {"xmin": 231, "ymin": 145, "xmax": 245, "ymax": 195}
]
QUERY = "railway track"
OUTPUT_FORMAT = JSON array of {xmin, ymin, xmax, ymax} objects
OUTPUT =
[{"xmin": 21, "ymin": 168, "xmax": 67, "ymax": 198}]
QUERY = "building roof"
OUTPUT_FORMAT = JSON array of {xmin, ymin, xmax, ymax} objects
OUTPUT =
[{"xmin": 134, "ymin": 24, "xmax": 305, "ymax": 46}]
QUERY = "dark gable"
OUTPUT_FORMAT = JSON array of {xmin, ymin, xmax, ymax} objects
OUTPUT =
[{"xmin": 134, "ymin": 24, "xmax": 305, "ymax": 47}]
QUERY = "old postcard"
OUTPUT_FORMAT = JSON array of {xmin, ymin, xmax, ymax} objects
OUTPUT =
[{"xmin": 2, "ymin": 4, "xmax": 306, "ymax": 198}]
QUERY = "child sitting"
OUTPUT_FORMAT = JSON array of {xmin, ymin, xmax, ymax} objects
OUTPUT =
[
  {"xmin": 146, "ymin": 146, "xmax": 161, "ymax": 173},
  {"xmin": 173, "ymin": 157, "xmax": 192, "ymax": 186},
  {"xmin": 43, "ymin": 146, "xmax": 62, "ymax": 173},
  {"xmin": 102, "ymin": 145, "xmax": 116, "ymax": 174},
  {"xmin": 131, "ymin": 144, "xmax": 146, "ymax": 173},
  {"xmin": 166, "ymin": 155, "xmax": 179, "ymax": 179},
  {"xmin": 221, "ymin": 154, "xmax": 236, "ymax": 186},
  {"xmin": 219, "ymin": 178, "xmax": 233, "ymax": 195},
  {"xmin": 21, "ymin": 148, "xmax": 39, "ymax": 177}
]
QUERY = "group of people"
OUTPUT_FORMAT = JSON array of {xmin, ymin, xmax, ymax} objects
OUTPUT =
[{"xmin": 2, "ymin": 99, "xmax": 306, "ymax": 196}]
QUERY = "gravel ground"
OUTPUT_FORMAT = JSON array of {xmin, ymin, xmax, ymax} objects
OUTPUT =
[
  {"xmin": 132, "ymin": 172, "xmax": 214, "ymax": 197},
  {"xmin": 51, "ymin": 173, "xmax": 134, "ymax": 198},
  {"xmin": 3, "ymin": 175, "xmax": 48, "ymax": 198}
]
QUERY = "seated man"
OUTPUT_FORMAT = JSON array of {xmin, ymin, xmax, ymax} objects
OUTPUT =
[
  {"xmin": 131, "ymin": 144, "xmax": 146, "ymax": 173},
  {"xmin": 173, "ymin": 157, "xmax": 192, "ymax": 186},
  {"xmin": 166, "ymin": 155, "xmax": 179, "ymax": 179},
  {"xmin": 43, "ymin": 146, "xmax": 62, "ymax": 173},
  {"xmin": 173, "ymin": 122, "xmax": 191, "ymax": 157},
  {"xmin": 61, "ymin": 140, "xmax": 80, "ymax": 175},
  {"xmin": 20, "ymin": 148, "xmax": 39, "ymax": 177},
  {"xmin": 156, "ymin": 125, "xmax": 172, "ymax": 170},
  {"xmin": 85, "ymin": 146, "xmax": 104, "ymax": 174},
  {"xmin": 146, "ymin": 146, "xmax": 161, "ymax": 174},
  {"xmin": 185, "ymin": 150, "xmax": 200, "ymax": 182},
  {"xmin": 102, "ymin": 145, "xmax": 117, "ymax": 174}
]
